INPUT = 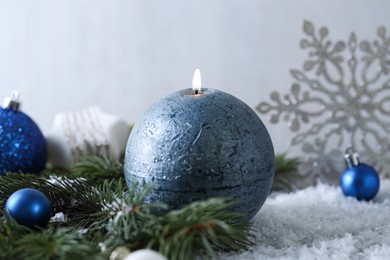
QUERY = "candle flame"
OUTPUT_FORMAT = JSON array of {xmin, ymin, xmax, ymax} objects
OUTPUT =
[{"xmin": 192, "ymin": 68, "xmax": 202, "ymax": 94}]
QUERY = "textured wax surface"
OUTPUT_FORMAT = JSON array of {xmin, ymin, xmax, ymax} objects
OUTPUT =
[
  {"xmin": 124, "ymin": 88, "xmax": 274, "ymax": 219},
  {"xmin": 5, "ymin": 188, "xmax": 51, "ymax": 228},
  {"xmin": 0, "ymin": 108, "xmax": 47, "ymax": 175}
]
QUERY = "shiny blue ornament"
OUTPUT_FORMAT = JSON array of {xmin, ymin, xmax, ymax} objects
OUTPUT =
[
  {"xmin": 5, "ymin": 188, "xmax": 51, "ymax": 228},
  {"xmin": 0, "ymin": 91, "xmax": 47, "ymax": 175},
  {"xmin": 340, "ymin": 148, "xmax": 380, "ymax": 201}
]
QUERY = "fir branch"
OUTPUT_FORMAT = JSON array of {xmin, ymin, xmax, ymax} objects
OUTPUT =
[
  {"xmin": 87, "ymin": 182, "xmax": 165, "ymax": 252},
  {"xmin": 0, "ymin": 213, "xmax": 31, "ymax": 258},
  {"xmin": 0, "ymin": 211, "xmax": 105, "ymax": 260},
  {"xmin": 13, "ymin": 227, "xmax": 104, "ymax": 260},
  {"xmin": 71, "ymin": 156, "xmax": 124, "ymax": 181},
  {"xmin": 273, "ymin": 153, "xmax": 301, "ymax": 192},
  {"xmin": 72, "ymin": 179, "xmax": 161, "ymax": 229},
  {"xmin": 0, "ymin": 174, "xmax": 67, "ymax": 209},
  {"xmin": 148, "ymin": 198, "xmax": 255, "ymax": 260},
  {"xmin": 0, "ymin": 174, "xmax": 97, "ymax": 219}
]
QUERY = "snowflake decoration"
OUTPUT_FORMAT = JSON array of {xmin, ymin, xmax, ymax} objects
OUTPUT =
[{"xmin": 257, "ymin": 20, "xmax": 390, "ymax": 181}]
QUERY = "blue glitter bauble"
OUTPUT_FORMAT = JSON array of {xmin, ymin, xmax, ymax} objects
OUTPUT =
[
  {"xmin": 340, "ymin": 164, "xmax": 380, "ymax": 201},
  {"xmin": 0, "ymin": 108, "xmax": 47, "ymax": 175},
  {"xmin": 125, "ymin": 88, "xmax": 275, "ymax": 220},
  {"xmin": 5, "ymin": 188, "xmax": 51, "ymax": 228}
]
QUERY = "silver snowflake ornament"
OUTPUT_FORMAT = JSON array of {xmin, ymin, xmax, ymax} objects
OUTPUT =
[{"xmin": 257, "ymin": 20, "xmax": 390, "ymax": 182}]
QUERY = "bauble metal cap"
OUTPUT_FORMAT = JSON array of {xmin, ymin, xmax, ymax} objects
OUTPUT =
[{"xmin": 2, "ymin": 90, "xmax": 21, "ymax": 111}]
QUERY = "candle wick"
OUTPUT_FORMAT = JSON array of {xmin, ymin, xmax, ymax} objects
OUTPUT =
[{"xmin": 194, "ymin": 89, "xmax": 199, "ymax": 95}]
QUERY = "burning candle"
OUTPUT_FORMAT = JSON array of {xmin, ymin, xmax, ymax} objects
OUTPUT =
[{"xmin": 124, "ymin": 69, "xmax": 274, "ymax": 219}]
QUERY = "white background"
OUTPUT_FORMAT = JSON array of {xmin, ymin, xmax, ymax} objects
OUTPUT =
[{"xmin": 0, "ymin": 0, "xmax": 389, "ymax": 154}]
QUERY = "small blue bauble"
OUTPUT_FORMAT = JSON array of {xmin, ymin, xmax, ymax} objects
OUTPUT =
[
  {"xmin": 340, "ymin": 149, "xmax": 380, "ymax": 201},
  {"xmin": 5, "ymin": 188, "xmax": 52, "ymax": 228},
  {"xmin": 124, "ymin": 88, "xmax": 275, "ymax": 219},
  {"xmin": 0, "ymin": 92, "xmax": 47, "ymax": 175}
]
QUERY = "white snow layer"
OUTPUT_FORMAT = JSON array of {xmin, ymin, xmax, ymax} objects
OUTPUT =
[{"xmin": 223, "ymin": 179, "xmax": 390, "ymax": 260}]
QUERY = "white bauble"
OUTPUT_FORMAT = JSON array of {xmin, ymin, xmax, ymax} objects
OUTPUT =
[{"xmin": 123, "ymin": 249, "xmax": 167, "ymax": 260}]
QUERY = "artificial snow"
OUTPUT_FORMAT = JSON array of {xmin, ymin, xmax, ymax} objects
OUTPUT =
[
  {"xmin": 223, "ymin": 179, "xmax": 390, "ymax": 260},
  {"xmin": 50, "ymin": 212, "xmax": 67, "ymax": 223}
]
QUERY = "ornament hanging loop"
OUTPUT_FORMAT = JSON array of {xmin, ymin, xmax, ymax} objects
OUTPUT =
[
  {"xmin": 2, "ymin": 90, "xmax": 21, "ymax": 111},
  {"xmin": 11, "ymin": 90, "xmax": 20, "ymax": 101},
  {"xmin": 344, "ymin": 147, "xmax": 361, "ymax": 168}
]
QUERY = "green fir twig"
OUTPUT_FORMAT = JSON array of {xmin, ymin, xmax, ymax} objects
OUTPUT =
[
  {"xmin": 272, "ymin": 153, "xmax": 301, "ymax": 191},
  {"xmin": 150, "ymin": 198, "xmax": 254, "ymax": 259},
  {"xmin": 71, "ymin": 156, "xmax": 124, "ymax": 181}
]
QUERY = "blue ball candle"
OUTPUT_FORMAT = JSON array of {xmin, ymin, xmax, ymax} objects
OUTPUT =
[
  {"xmin": 124, "ymin": 69, "xmax": 275, "ymax": 219},
  {"xmin": 340, "ymin": 148, "xmax": 380, "ymax": 201},
  {"xmin": 0, "ymin": 91, "xmax": 47, "ymax": 175},
  {"xmin": 5, "ymin": 188, "xmax": 52, "ymax": 228}
]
